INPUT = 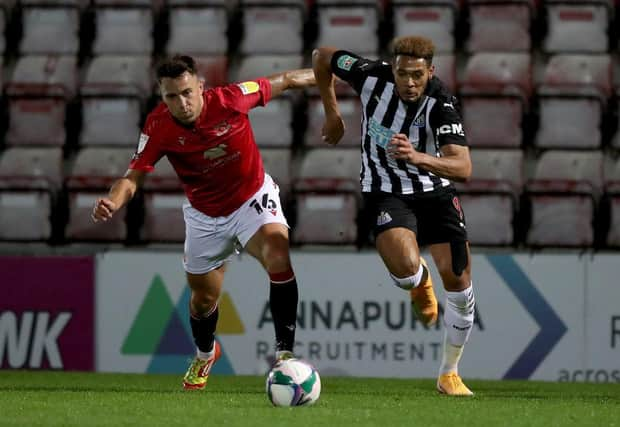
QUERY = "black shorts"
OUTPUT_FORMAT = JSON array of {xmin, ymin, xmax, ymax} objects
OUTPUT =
[{"xmin": 362, "ymin": 188, "xmax": 468, "ymax": 246}]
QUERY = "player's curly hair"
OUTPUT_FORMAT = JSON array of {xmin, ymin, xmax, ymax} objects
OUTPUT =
[
  {"xmin": 156, "ymin": 54, "xmax": 197, "ymax": 81},
  {"xmin": 390, "ymin": 36, "xmax": 435, "ymax": 66}
]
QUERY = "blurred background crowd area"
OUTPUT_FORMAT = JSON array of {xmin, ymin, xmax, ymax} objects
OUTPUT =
[{"xmin": 0, "ymin": 0, "xmax": 620, "ymax": 250}]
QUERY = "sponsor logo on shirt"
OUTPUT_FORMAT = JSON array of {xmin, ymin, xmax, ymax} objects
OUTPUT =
[
  {"xmin": 213, "ymin": 121, "xmax": 232, "ymax": 137},
  {"xmin": 368, "ymin": 117, "xmax": 396, "ymax": 149},
  {"xmin": 204, "ymin": 144, "xmax": 228, "ymax": 160},
  {"xmin": 437, "ymin": 123, "xmax": 465, "ymax": 137},
  {"xmin": 337, "ymin": 55, "xmax": 358, "ymax": 71},
  {"xmin": 237, "ymin": 81, "xmax": 259, "ymax": 95}
]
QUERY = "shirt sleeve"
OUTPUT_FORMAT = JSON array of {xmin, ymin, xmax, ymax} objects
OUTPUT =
[
  {"xmin": 220, "ymin": 77, "xmax": 272, "ymax": 114},
  {"xmin": 330, "ymin": 50, "xmax": 375, "ymax": 94},
  {"xmin": 128, "ymin": 115, "xmax": 165, "ymax": 172},
  {"xmin": 429, "ymin": 96, "xmax": 468, "ymax": 148}
]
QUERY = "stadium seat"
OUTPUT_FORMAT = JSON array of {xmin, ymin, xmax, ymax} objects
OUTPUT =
[
  {"xmin": 393, "ymin": 2, "xmax": 456, "ymax": 53},
  {"xmin": 605, "ymin": 155, "xmax": 620, "ymax": 247},
  {"xmin": 93, "ymin": 6, "xmax": 154, "ymax": 54},
  {"xmin": 432, "ymin": 54, "xmax": 456, "ymax": 94},
  {"xmin": 64, "ymin": 147, "xmax": 134, "ymax": 241},
  {"xmin": 80, "ymin": 56, "xmax": 152, "ymax": 146},
  {"xmin": 240, "ymin": 5, "xmax": 304, "ymax": 54},
  {"xmin": 525, "ymin": 150, "xmax": 603, "ymax": 247},
  {"xmin": 260, "ymin": 148, "xmax": 292, "ymax": 202},
  {"xmin": 249, "ymin": 99, "xmax": 294, "ymax": 147},
  {"xmin": 19, "ymin": 6, "xmax": 80, "ymax": 54},
  {"xmin": 466, "ymin": 0, "xmax": 532, "ymax": 52},
  {"xmin": 141, "ymin": 157, "xmax": 185, "ymax": 242},
  {"xmin": 193, "ymin": 55, "xmax": 228, "ymax": 88},
  {"xmin": 0, "ymin": 147, "xmax": 63, "ymax": 240},
  {"xmin": 315, "ymin": 6, "xmax": 379, "ymax": 55},
  {"xmin": 292, "ymin": 148, "xmax": 360, "ymax": 244},
  {"xmin": 233, "ymin": 55, "xmax": 304, "ymax": 82},
  {"xmin": 455, "ymin": 149, "xmax": 523, "ymax": 245},
  {"xmin": 460, "ymin": 53, "xmax": 532, "ymax": 147},
  {"xmin": 5, "ymin": 55, "xmax": 78, "ymax": 146},
  {"xmin": 167, "ymin": 5, "xmax": 228, "ymax": 55},
  {"xmin": 543, "ymin": 0, "xmax": 610, "ymax": 53},
  {"xmin": 535, "ymin": 54, "xmax": 611, "ymax": 149},
  {"xmin": 306, "ymin": 97, "xmax": 361, "ymax": 147}
]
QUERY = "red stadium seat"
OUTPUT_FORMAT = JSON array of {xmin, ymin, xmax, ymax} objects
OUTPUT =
[
  {"xmin": 193, "ymin": 55, "xmax": 228, "ymax": 88},
  {"xmin": 455, "ymin": 149, "xmax": 523, "ymax": 245},
  {"xmin": 525, "ymin": 150, "xmax": 603, "ymax": 247},
  {"xmin": 249, "ymin": 98, "xmax": 295, "ymax": 147},
  {"xmin": 167, "ymin": 5, "xmax": 228, "ymax": 55},
  {"xmin": 64, "ymin": 147, "xmax": 134, "ymax": 241},
  {"xmin": 315, "ymin": 6, "xmax": 379, "ymax": 56},
  {"xmin": 306, "ymin": 97, "xmax": 361, "ymax": 147},
  {"xmin": 19, "ymin": 6, "xmax": 80, "ymax": 54},
  {"xmin": 292, "ymin": 148, "xmax": 360, "ymax": 244},
  {"xmin": 260, "ymin": 148, "xmax": 292, "ymax": 202},
  {"xmin": 93, "ymin": 5, "xmax": 154, "ymax": 54},
  {"xmin": 393, "ymin": 2, "xmax": 456, "ymax": 53},
  {"xmin": 466, "ymin": 0, "xmax": 533, "ymax": 52},
  {"xmin": 141, "ymin": 157, "xmax": 186, "ymax": 243},
  {"xmin": 535, "ymin": 54, "xmax": 611, "ymax": 148},
  {"xmin": 241, "ymin": 5, "xmax": 304, "ymax": 54},
  {"xmin": 80, "ymin": 55, "xmax": 152, "ymax": 146},
  {"xmin": 460, "ymin": 53, "xmax": 532, "ymax": 147},
  {"xmin": 0, "ymin": 147, "xmax": 63, "ymax": 240},
  {"xmin": 5, "ymin": 55, "xmax": 77, "ymax": 146},
  {"xmin": 543, "ymin": 0, "xmax": 610, "ymax": 53},
  {"xmin": 604, "ymin": 155, "xmax": 620, "ymax": 247}
]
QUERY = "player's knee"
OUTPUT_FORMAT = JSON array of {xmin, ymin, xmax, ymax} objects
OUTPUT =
[{"xmin": 190, "ymin": 293, "xmax": 218, "ymax": 316}]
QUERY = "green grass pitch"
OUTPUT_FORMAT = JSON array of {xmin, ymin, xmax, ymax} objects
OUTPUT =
[{"xmin": 0, "ymin": 371, "xmax": 618, "ymax": 427}]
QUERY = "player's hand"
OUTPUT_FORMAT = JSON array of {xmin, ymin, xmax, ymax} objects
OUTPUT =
[
  {"xmin": 92, "ymin": 198, "xmax": 117, "ymax": 223},
  {"xmin": 322, "ymin": 114, "xmax": 345, "ymax": 145},
  {"xmin": 388, "ymin": 133, "xmax": 418, "ymax": 164}
]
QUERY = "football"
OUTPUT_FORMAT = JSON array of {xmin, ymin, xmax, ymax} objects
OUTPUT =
[{"xmin": 266, "ymin": 358, "xmax": 321, "ymax": 407}]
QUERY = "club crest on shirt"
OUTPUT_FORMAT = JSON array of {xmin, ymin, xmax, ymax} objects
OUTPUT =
[
  {"xmin": 337, "ymin": 55, "xmax": 358, "ymax": 71},
  {"xmin": 413, "ymin": 114, "xmax": 426, "ymax": 128},
  {"xmin": 237, "ymin": 81, "xmax": 259, "ymax": 95},
  {"xmin": 213, "ymin": 121, "xmax": 232, "ymax": 137},
  {"xmin": 178, "ymin": 136, "xmax": 185, "ymax": 145},
  {"xmin": 204, "ymin": 144, "xmax": 228, "ymax": 160}
]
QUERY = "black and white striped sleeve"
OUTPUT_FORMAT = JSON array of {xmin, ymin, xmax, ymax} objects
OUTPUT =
[
  {"xmin": 330, "ymin": 50, "xmax": 376, "ymax": 94},
  {"xmin": 429, "ymin": 96, "xmax": 468, "ymax": 147}
]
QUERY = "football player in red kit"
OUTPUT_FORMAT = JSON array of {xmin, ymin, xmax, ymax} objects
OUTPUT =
[{"xmin": 92, "ymin": 55, "xmax": 315, "ymax": 389}]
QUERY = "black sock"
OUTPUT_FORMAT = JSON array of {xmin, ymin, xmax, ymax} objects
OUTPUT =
[
  {"xmin": 269, "ymin": 274, "xmax": 298, "ymax": 352},
  {"xmin": 189, "ymin": 305, "xmax": 218, "ymax": 353}
]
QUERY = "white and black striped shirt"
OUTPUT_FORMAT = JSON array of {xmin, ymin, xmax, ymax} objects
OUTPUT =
[{"xmin": 331, "ymin": 50, "xmax": 468, "ymax": 195}]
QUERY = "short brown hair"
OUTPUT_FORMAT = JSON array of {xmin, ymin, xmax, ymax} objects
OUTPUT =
[
  {"xmin": 156, "ymin": 54, "xmax": 197, "ymax": 81},
  {"xmin": 390, "ymin": 36, "xmax": 435, "ymax": 65}
]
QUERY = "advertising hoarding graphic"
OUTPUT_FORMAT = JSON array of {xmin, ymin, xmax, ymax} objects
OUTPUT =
[
  {"xmin": 487, "ymin": 256, "xmax": 567, "ymax": 379},
  {"xmin": 0, "ymin": 256, "xmax": 94, "ymax": 371},
  {"xmin": 97, "ymin": 252, "xmax": 617, "ymax": 381},
  {"xmin": 120, "ymin": 274, "xmax": 239, "ymax": 374}
]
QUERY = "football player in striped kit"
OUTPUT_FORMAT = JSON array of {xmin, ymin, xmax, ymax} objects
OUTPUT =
[{"xmin": 313, "ymin": 36, "xmax": 475, "ymax": 396}]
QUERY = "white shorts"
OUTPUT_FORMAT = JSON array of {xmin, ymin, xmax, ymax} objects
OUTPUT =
[{"xmin": 183, "ymin": 173, "xmax": 288, "ymax": 274}]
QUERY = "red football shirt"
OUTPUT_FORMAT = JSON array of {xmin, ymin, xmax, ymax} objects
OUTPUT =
[{"xmin": 129, "ymin": 78, "xmax": 272, "ymax": 217}]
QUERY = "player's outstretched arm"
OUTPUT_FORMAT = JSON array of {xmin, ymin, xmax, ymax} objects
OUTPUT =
[
  {"xmin": 312, "ymin": 47, "xmax": 345, "ymax": 145},
  {"xmin": 267, "ymin": 68, "xmax": 315, "ymax": 99},
  {"xmin": 92, "ymin": 169, "xmax": 146, "ymax": 222}
]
